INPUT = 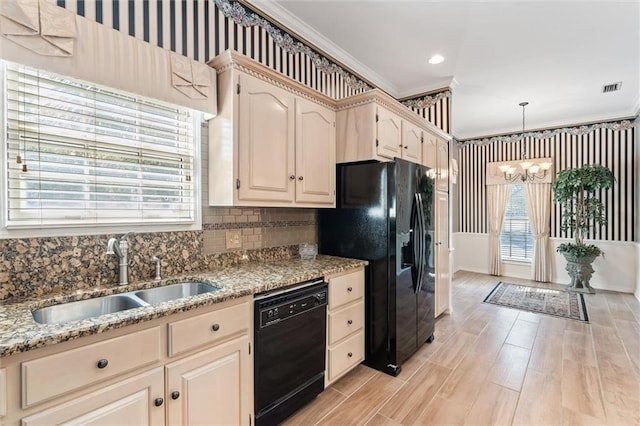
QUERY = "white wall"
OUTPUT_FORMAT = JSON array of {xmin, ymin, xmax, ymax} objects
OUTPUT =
[{"xmin": 453, "ymin": 232, "xmax": 639, "ymax": 294}]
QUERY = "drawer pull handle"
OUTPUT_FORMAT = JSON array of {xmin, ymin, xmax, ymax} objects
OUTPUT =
[
  {"xmin": 154, "ymin": 398, "xmax": 164, "ymax": 407},
  {"xmin": 347, "ymin": 352, "xmax": 353, "ymax": 358},
  {"xmin": 212, "ymin": 324, "xmax": 220, "ymax": 332},
  {"xmin": 347, "ymin": 320, "xmax": 353, "ymax": 325},
  {"xmin": 171, "ymin": 391, "xmax": 180, "ymax": 400},
  {"xmin": 347, "ymin": 287, "xmax": 353, "ymax": 292},
  {"xmin": 96, "ymin": 359, "xmax": 109, "ymax": 369}
]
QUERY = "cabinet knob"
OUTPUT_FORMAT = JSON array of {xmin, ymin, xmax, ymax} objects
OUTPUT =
[
  {"xmin": 298, "ymin": 176, "xmax": 304, "ymax": 181},
  {"xmin": 347, "ymin": 287, "xmax": 353, "ymax": 292},
  {"xmin": 212, "ymin": 324, "xmax": 220, "ymax": 332},
  {"xmin": 347, "ymin": 320, "xmax": 353, "ymax": 325},
  {"xmin": 404, "ymin": 146, "xmax": 408, "ymax": 149},
  {"xmin": 289, "ymin": 175, "xmax": 295, "ymax": 180},
  {"xmin": 171, "ymin": 391, "xmax": 180, "ymax": 400},
  {"xmin": 154, "ymin": 398, "xmax": 164, "ymax": 407},
  {"xmin": 96, "ymin": 359, "xmax": 109, "ymax": 369},
  {"xmin": 347, "ymin": 352, "xmax": 353, "ymax": 358}
]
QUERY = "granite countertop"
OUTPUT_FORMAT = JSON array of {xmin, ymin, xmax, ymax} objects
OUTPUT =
[{"xmin": 0, "ymin": 255, "xmax": 367, "ymax": 358}]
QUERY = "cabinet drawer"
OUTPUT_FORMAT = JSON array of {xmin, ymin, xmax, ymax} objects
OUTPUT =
[
  {"xmin": 328, "ymin": 269, "xmax": 364, "ymax": 310},
  {"xmin": 22, "ymin": 327, "xmax": 161, "ymax": 408},
  {"xmin": 328, "ymin": 301, "xmax": 364, "ymax": 345},
  {"xmin": 328, "ymin": 331, "xmax": 364, "ymax": 383},
  {"xmin": 168, "ymin": 301, "xmax": 250, "ymax": 356}
]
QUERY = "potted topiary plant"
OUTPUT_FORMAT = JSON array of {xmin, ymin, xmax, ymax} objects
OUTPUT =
[{"xmin": 552, "ymin": 164, "xmax": 615, "ymax": 293}]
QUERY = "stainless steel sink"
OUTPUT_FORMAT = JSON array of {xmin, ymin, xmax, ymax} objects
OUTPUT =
[
  {"xmin": 134, "ymin": 282, "xmax": 218, "ymax": 305},
  {"xmin": 32, "ymin": 281, "xmax": 219, "ymax": 325},
  {"xmin": 32, "ymin": 294, "xmax": 144, "ymax": 325}
]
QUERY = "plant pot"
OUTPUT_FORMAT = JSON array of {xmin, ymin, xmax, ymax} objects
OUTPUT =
[{"xmin": 562, "ymin": 253, "xmax": 598, "ymax": 294}]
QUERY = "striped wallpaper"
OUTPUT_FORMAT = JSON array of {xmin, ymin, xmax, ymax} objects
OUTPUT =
[
  {"xmin": 457, "ymin": 125, "xmax": 636, "ymax": 242},
  {"xmin": 55, "ymin": 0, "xmax": 451, "ymax": 134},
  {"xmin": 406, "ymin": 96, "xmax": 451, "ymax": 135}
]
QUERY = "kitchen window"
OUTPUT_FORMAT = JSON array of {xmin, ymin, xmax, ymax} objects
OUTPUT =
[
  {"xmin": 500, "ymin": 184, "xmax": 533, "ymax": 262},
  {"xmin": 1, "ymin": 61, "xmax": 200, "ymax": 236}
]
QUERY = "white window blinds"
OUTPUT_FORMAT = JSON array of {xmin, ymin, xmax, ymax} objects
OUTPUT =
[
  {"xmin": 4, "ymin": 61, "xmax": 196, "ymax": 228},
  {"xmin": 500, "ymin": 184, "xmax": 534, "ymax": 261}
]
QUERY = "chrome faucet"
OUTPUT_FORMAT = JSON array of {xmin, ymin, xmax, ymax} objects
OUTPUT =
[{"xmin": 106, "ymin": 231, "xmax": 135, "ymax": 286}]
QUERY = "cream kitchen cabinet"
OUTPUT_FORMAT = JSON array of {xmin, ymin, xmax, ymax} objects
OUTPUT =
[
  {"xmin": 325, "ymin": 267, "xmax": 365, "ymax": 386},
  {"xmin": 1, "ymin": 296, "xmax": 252, "ymax": 426},
  {"xmin": 20, "ymin": 368, "xmax": 165, "ymax": 426},
  {"xmin": 208, "ymin": 50, "xmax": 336, "ymax": 207},
  {"xmin": 166, "ymin": 335, "xmax": 250, "ymax": 426},
  {"xmin": 422, "ymin": 130, "xmax": 450, "ymax": 192},
  {"xmin": 336, "ymin": 89, "xmax": 443, "ymax": 164},
  {"xmin": 375, "ymin": 105, "xmax": 402, "ymax": 159},
  {"xmin": 401, "ymin": 119, "xmax": 423, "ymax": 163},
  {"xmin": 435, "ymin": 191, "xmax": 451, "ymax": 316}
]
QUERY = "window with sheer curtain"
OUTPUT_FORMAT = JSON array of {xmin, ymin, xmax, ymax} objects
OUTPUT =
[
  {"xmin": 500, "ymin": 184, "xmax": 534, "ymax": 262},
  {"xmin": 2, "ymin": 61, "xmax": 199, "ymax": 231}
]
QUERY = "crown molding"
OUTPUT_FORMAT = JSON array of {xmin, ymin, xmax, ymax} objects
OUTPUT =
[
  {"xmin": 632, "ymin": 92, "xmax": 640, "ymax": 117},
  {"xmin": 457, "ymin": 114, "xmax": 638, "ymax": 144},
  {"xmin": 396, "ymin": 76, "xmax": 455, "ymax": 100},
  {"xmin": 245, "ymin": 0, "xmax": 400, "ymax": 96}
]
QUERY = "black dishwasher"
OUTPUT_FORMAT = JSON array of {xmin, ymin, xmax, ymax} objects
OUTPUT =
[{"xmin": 254, "ymin": 279, "xmax": 328, "ymax": 426}]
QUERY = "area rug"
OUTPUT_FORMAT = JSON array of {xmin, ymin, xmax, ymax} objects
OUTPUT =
[{"xmin": 483, "ymin": 282, "xmax": 589, "ymax": 322}]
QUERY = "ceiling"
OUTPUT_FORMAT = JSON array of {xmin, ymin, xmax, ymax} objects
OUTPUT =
[{"xmin": 248, "ymin": 1, "xmax": 639, "ymax": 140}]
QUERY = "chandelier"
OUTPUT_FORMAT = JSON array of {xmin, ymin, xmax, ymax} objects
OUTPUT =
[{"xmin": 498, "ymin": 102, "xmax": 552, "ymax": 182}]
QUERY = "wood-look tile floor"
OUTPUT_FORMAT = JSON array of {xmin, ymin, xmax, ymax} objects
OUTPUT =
[{"xmin": 285, "ymin": 271, "xmax": 640, "ymax": 425}]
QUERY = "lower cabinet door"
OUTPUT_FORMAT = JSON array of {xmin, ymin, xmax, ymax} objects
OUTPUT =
[
  {"xmin": 21, "ymin": 368, "xmax": 164, "ymax": 426},
  {"xmin": 166, "ymin": 335, "xmax": 251, "ymax": 426}
]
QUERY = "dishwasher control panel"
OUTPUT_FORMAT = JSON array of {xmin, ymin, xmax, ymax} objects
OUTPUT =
[{"xmin": 255, "ymin": 281, "xmax": 327, "ymax": 328}]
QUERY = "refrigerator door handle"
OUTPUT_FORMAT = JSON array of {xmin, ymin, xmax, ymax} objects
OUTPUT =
[
  {"xmin": 415, "ymin": 192, "xmax": 426, "ymax": 293},
  {"xmin": 412, "ymin": 193, "xmax": 424, "ymax": 293},
  {"xmin": 410, "ymin": 193, "xmax": 420, "ymax": 291}
]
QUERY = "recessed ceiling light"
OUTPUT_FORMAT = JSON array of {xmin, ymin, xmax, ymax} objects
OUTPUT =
[{"xmin": 428, "ymin": 54, "xmax": 445, "ymax": 65}]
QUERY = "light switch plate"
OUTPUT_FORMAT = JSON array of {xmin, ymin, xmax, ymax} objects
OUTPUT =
[{"xmin": 225, "ymin": 230, "xmax": 242, "ymax": 249}]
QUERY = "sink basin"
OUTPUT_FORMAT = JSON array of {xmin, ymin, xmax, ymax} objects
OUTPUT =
[
  {"xmin": 32, "ymin": 294, "xmax": 144, "ymax": 325},
  {"xmin": 31, "ymin": 281, "xmax": 219, "ymax": 325},
  {"xmin": 134, "ymin": 282, "xmax": 219, "ymax": 305}
]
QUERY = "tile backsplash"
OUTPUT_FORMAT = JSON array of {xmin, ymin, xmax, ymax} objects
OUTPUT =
[
  {"xmin": 0, "ymin": 205, "xmax": 319, "ymax": 301},
  {"xmin": 202, "ymin": 207, "xmax": 317, "ymax": 254},
  {"xmin": 0, "ymin": 232, "xmax": 204, "ymax": 301}
]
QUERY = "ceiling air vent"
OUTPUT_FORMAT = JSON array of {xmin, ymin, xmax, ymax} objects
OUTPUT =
[{"xmin": 602, "ymin": 82, "xmax": 622, "ymax": 93}]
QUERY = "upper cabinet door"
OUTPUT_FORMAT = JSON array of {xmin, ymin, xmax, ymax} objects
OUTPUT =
[
  {"xmin": 376, "ymin": 106, "xmax": 402, "ymax": 159},
  {"xmin": 436, "ymin": 138, "xmax": 449, "ymax": 192},
  {"xmin": 237, "ymin": 73, "xmax": 295, "ymax": 203},
  {"xmin": 401, "ymin": 120, "xmax": 422, "ymax": 163},
  {"xmin": 422, "ymin": 132, "xmax": 437, "ymax": 170},
  {"xmin": 295, "ymin": 98, "xmax": 336, "ymax": 205}
]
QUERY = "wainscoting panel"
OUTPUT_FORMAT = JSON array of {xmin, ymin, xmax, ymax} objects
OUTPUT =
[{"xmin": 453, "ymin": 232, "xmax": 639, "ymax": 294}]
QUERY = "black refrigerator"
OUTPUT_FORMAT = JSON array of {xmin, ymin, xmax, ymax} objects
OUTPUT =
[{"xmin": 318, "ymin": 158, "xmax": 435, "ymax": 376}]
